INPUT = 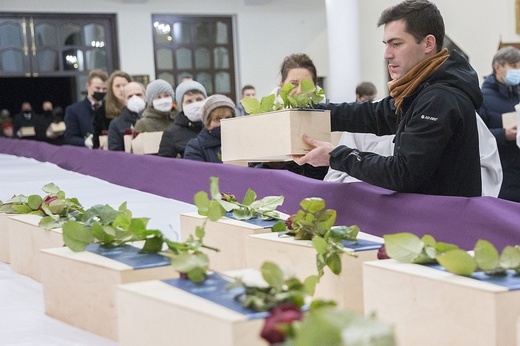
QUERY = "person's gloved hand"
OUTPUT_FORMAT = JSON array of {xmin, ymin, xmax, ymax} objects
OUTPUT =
[{"xmin": 84, "ymin": 133, "xmax": 94, "ymax": 149}]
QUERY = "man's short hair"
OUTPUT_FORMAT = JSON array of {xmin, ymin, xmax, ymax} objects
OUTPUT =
[
  {"xmin": 241, "ymin": 85, "xmax": 255, "ymax": 94},
  {"xmin": 492, "ymin": 46, "xmax": 520, "ymax": 72},
  {"xmin": 377, "ymin": 0, "xmax": 445, "ymax": 52},
  {"xmin": 88, "ymin": 69, "xmax": 109, "ymax": 83},
  {"xmin": 356, "ymin": 82, "xmax": 377, "ymax": 98}
]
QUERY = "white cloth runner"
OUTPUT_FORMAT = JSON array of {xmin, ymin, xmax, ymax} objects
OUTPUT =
[{"xmin": 0, "ymin": 153, "xmax": 198, "ymax": 344}]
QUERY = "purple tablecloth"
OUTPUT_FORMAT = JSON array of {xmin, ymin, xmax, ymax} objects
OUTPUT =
[{"xmin": 1, "ymin": 137, "xmax": 519, "ymax": 250}]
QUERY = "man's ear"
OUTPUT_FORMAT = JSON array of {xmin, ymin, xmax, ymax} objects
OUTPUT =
[{"xmin": 424, "ymin": 34, "xmax": 437, "ymax": 54}]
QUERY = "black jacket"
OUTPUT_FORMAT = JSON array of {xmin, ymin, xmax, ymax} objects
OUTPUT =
[
  {"xmin": 184, "ymin": 127, "xmax": 222, "ymax": 163},
  {"xmin": 158, "ymin": 112, "xmax": 203, "ymax": 158},
  {"xmin": 107, "ymin": 108, "xmax": 141, "ymax": 151},
  {"xmin": 478, "ymin": 74, "xmax": 520, "ymax": 202},
  {"xmin": 323, "ymin": 51, "xmax": 483, "ymax": 197}
]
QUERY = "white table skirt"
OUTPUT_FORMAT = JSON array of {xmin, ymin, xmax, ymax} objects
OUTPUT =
[{"xmin": 0, "ymin": 153, "xmax": 198, "ymax": 344}]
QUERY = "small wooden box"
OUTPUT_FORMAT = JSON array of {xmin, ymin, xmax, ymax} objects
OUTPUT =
[
  {"xmin": 363, "ymin": 260, "xmax": 520, "ymax": 346},
  {"xmin": 49, "ymin": 121, "xmax": 66, "ymax": 133},
  {"xmin": 245, "ymin": 232, "xmax": 382, "ymax": 313},
  {"xmin": 98, "ymin": 134, "xmax": 108, "ymax": 150},
  {"xmin": 131, "ymin": 131, "xmax": 163, "ymax": 155},
  {"xmin": 123, "ymin": 134, "xmax": 132, "ymax": 153},
  {"xmin": 221, "ymin": 109, "xmax": 331, "ymax": 162},
  {"xmin": 117, "ymin": 272, "xmax": 267, "ymax": 346},
  {"xmin": 40, "ymin": 246, "xmax": 178, "ymax": 341},
  {"xmin": 8, "ymin": 214, "xmax": 63, "ymax": 281},
  {"xmin": 0, "ymin": 213, "xmax": 12, "ymax": 263},
  {"xmin": 20, "ymin": 126, "xmax": 36, "ymax": 137},
  {"xmin": 180, "ymin": 212, "xmax": 274, "ymax": 272}
]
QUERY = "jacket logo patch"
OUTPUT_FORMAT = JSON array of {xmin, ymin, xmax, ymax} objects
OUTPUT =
[{"xmin": 421, "ymin": 115, "xmax": 438, "ymax": 121}]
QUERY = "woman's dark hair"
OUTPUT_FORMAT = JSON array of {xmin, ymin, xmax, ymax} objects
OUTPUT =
[
  {"xmin": 377, "ymin": 0, "xmax": 445, "ymax": 52},
  {"xmin": 280, "ymin": 53, "xmax": 318, "ymax": 85}
]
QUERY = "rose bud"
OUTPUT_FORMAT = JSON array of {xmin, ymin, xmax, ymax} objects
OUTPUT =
[
  {"xmin": 260, "ymin": 303, "xmax": 303, "ymax": 344},
  {"xmin": 377, "ymin": 244, "xmax": 390, "ymax": 260},
  {"xmin": 285, "ymin": 214, "xmax": 295, "ymax": 230},
  {"xmin": 39, "ymin": 195, "xmax": 59, "ymax": 212}
]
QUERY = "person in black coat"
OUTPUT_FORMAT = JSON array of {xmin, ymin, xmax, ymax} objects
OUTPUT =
[
  {"xmin": 478, "ymin": 46, "xmax": 520, "ymax": 202},
  {"xmin": 158, "ymin": 80, "xmax": 207, "ymax": 158},
  {"xmin": 64, "ymin": 69, "xmax": 108, "ymax": 147},
  {"xmin": 184, "ymin": 95, "xmax": 236, "ymax": 163},
  {"xmin": 108, "ymin": 82, "xmax": 147, "ymax": 151}
]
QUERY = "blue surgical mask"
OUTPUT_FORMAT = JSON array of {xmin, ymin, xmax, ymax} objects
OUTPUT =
[{"xmin": 504, "ymin": 69, "xmax": 520, "ymax": 85}]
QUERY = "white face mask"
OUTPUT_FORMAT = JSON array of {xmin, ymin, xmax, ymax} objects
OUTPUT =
[
  {"xmin": 152, "ymin": 96, "xmax": 173, "ymax": 112},
  {"xmin": 127, "ymin": 95, "xmax": 146, "ymax": 114},
  {"xmin": 183, "ymin": 101, "xmax": 204, "ymax": 122}
]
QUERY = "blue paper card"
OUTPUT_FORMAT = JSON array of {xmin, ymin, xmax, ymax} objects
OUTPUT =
[
  {"xmin": 225, "ymin": 212, "xmax": 279, "ymax": 229},
  {"xmin": 163, "ymin": 273, "xmax": 268, "ymax": 320},
  {"xmin": 425, "ymin": 264, "xmax": 520, "ymax": 291},
  {"xmin": 86, "ymin": 243, "xmax": 171, "ymax": 270},
  {"xmin": 341, "ymin": 239, "xmax": 382, "ymax": 252}
]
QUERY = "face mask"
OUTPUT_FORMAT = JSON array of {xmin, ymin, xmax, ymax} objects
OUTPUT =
[
  {"xmin": 92, "ymin": 91, "xmax": 106, "ymax": 101},
  {"xmin": 209, "ymin": 125, "xmax": 221, "ymax": 139},
  {"xmin": 183, "ymin": 101, "xmax": 204, "ymax": 122},
  {"xmin": 152, "ymin": 97, "xmax": 173, "ymax": 112},
  {"xmin": 504, "ymin": 69, "xmax": 520, "ymax": 85},
  {"xmin": 127, "ymin": 95, "xmax": 146, "ymax": 114}
]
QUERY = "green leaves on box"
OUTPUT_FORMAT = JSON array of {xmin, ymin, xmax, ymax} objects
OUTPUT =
[
  {"xmin": 279, "ymin": 197, "xmax": 360, "ymax": 279},
  {"xmin": 0, "ymin": 183, "xmax": 84, "ymax": 230},
  {"xmin": 383, "ymin": 232, "xmax": 520, "ymax": 276},
  {"xmin": 240, "ymin": 79, "xmax": 325, "ymax": 115}
]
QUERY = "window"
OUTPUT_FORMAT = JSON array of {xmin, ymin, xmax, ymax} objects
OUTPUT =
[{"xmin": 152, "ymin": 15, "xmax": 237, "ymax": 102}]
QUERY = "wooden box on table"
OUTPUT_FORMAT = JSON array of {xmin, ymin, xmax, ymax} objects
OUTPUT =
[
  {"xmin": 363, "ymin": 259, "xmax": 520, "ymax": 346},
  {"xmin": 245, "ymin": 232, "xmax": 382, "ymax": 314},
  {"xmin": 0, "ymin": 213, "xmax": 13, "ymax": 263},
  {"xmin": 131, "ymin": 131, "xmax": 163, "ymax": 155},
  {"xmin": 117, "ymin": 270, "xmax": 267, "ymax": 346},
  {"xmin": 40, "ymin": 245, "xmax": 178, "ymax": 341},
  {"xmin": 180, "ymin": 212, "xmax": 277, "ymax": 272},
  {"xmin": 8, "ymin": 214, "xmax": 63, "ymax": 281}
]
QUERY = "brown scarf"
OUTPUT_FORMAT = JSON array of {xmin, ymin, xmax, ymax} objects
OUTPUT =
[{"xmin": 388, "ymin": 48, "xmax": 449, "ymax": 112}]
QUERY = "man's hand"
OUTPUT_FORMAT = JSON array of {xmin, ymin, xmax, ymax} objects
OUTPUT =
[{"xmin": 292, "ymin": 134, "xmax": 334, "ymax": 167}]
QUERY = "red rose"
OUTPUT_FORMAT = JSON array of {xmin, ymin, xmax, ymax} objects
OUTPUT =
[
  {"xmin": 101, "ymin": 130, "xmax": 108, "ymax": 135},
  {"xmin": 221, "ymin": 192, "xmax": 236, "ymax": 202},
  {"xmin": 132, "ymin": 130, "xmax": 140, "ymax": 139},
  {"xmin": 39, "ymin": 195, "xmax": 58, "ymax": 212},
  {"xmin": 260, "ymin": 303, "xmax": 303, "ymax": 344},
  {"xmin": 124, "ymin": 129, "xmax": 133, "ymax": 135},
  {"xmin": 377, "ymin": 244, "xmax": 390, "ymax": 260},
  {"xmin": 285, "ymin": 214, "xmax": 295, "ymax": 230}
]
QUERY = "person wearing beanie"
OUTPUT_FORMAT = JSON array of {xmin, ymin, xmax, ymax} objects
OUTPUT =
[
  {"xmin": 158, "ymin": 80, "xmax": 208, "ymax": 158},
  {"xmin": 134, "ymin": 79, "xmax": 178, "ymax": 133},
  {"xmin": 184, "ymin": 95, "xmax": 235, "ymax": 163}
]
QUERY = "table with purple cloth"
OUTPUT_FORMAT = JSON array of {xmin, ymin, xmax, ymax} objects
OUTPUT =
[{"xmin": 1, "ymin": 137, "xmax": 519, "ymax": 250}]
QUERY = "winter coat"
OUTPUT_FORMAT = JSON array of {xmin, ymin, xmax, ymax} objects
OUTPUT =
[
  {"xmin": 158, "ymin": 112, "xmax": 203, "ymax": 158},
  {"xmin": 478, "ymin": 73, "xmax": 520, "ymax": 201},
  {"xmin": 64, "ymin": 98, "xmax": 96, "ymax": 146},
  {"xmin": 322, "ymin": 50, "xmax": 482, "ymax": 197},
  {"xmin": 184, "ymin": 127, "xmax": 222, "ymax": 163},
  {"xmin": 107, "ymin": 108, "xmax": 141, "ymax": 151},
  {"xmin": 134, "ymin": 106, "xmax": 176, "ymax": 133}
]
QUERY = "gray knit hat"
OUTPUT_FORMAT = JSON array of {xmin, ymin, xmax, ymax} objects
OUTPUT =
[
  {"xmin": 201, "ymin": 94, "xmax": 236, "ymax": 127},
  {"xmin": 175, "ymin": 80, "xmax": 207, "ymax": 111},
  {"xmin": 146, "ymin": 79, "xmax": 174, "ymax": 105}
]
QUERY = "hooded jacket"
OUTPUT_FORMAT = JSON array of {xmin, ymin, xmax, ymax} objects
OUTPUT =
[
  {"xmin": 184, "ymin": 127, "xmax": 222, "ymax": 163},
  {"xmin": 478, "ymin": 73, "xmax": 520, "ymax": 201},
  {"xmin": 323, "ymin": 50, "xmax": 483, "ymax": 197}
]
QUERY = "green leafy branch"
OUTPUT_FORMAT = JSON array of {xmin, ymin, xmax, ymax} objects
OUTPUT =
[
  {"xmin": 205, "ymin": 176, "xmax": 284, "ymax": 221},
  {"xmin": 241, "ymin": 79, "xmax": 324, "ymax": 115},
  {"xmin": 227, "ymin": 261, "xmax": 318, "ymax": 312},
  {"xmin": 287, "ymin": 302, "xmax": 396, "ymax": 346},
  {"xmin": 278, "ymin": 198, "xmax": 359, "ymax": 279},
  {"xmin": 0, "ymin": 183, "xmax": 84, "ymax": 230},
  {"xmin": 384, "ymin": 232, "xmax": 520, "ymax": 276},
  {"xmin": 62, "ymin": 202, "xmax": 164, "ymax": 253}
]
